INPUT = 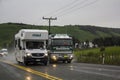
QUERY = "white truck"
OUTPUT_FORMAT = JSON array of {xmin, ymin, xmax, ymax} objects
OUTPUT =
[
  {"xmin": 48, "ymin": 34, "xmax": 73, "ymax": 63},
  {"xmin": 15, "ymin": 29, "xmax": 48, "ymax": 65}
]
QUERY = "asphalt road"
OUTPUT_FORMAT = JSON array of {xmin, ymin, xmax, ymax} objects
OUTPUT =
[{"xmin": 0, "ymin": 53, "xmax": 120, "ymax": 80}]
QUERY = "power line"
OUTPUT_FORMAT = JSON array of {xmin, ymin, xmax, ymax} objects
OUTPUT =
[
  {"xmin": 52, "ymin": 0, "xmax": 89, "ymax": 17},
  {"xmin": 56, "ymin": 0, "xmax": 99, "ymax": 17},
  {"xmin": 41, "ymin": 0, "xmax": 99, "ymax": 26},
  {"xmin": 44, "ymin": 0, "xmax": 79, "ymax": 17}
]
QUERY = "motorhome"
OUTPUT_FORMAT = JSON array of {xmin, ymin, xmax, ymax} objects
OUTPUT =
[
  {"xmin": 15, "ymin": 29, "xmax": 48, "ymax": 65},
  {"xmin": 48, "ymin": 34, "xmax": 73, "ymax": 63}
]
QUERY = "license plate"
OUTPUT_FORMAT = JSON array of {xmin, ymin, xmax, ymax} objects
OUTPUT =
[
  {"xmin": 36, "ymin": 59, "xmax": 41, "ymax": 61},
  {"xmin": 64, "ymin": 55, "xmax": 68, "ymax": 58}
]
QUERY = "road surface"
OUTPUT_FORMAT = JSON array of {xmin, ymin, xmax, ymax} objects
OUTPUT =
[{"xmin": 0, "ymin": 53, "xmax": 120, "ymax": 80}]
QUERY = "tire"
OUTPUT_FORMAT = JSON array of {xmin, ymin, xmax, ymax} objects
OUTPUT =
[
  {"xmin": 16, "ymin": 58, "xmax": 21, "ymax": 64},
  {"xmin": 63, "ymin": 61, "xmax": 66, "ymax": 63},
  {"xmin": 44, "ymin": 61, "xmax": 48, "ymax": 66},
  {"xmin": 24, "ymin": 61, "xmax": 28, "ymax": 66},
  {"xmin": 23, "ymin": 58, "xmax": 28, "ymax": 66},
  {"xmin": 49, "ymin": 60, "xmax": 53, "ymax": 64},
  {"xmin": 49, "ymin": 60, "xmax": 57, "ymax": 64},
  {"xmin": 67, "ymin": 60, "xmax": 71, "ymax": 63}
]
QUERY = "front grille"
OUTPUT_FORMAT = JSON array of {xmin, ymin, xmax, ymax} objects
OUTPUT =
[{"xmin": 32, "ymin": 53, "xmax": 44, "ymax": 57}]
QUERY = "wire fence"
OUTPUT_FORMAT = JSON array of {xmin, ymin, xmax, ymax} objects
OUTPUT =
[{"xmin": 75, "ymin": 47, "xmax": 120, "ymax": 65}]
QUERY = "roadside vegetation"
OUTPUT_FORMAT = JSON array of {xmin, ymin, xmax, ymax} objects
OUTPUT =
[{"xmin": 74, "ymin": 46, "xmax": 120, "ymax": 65}]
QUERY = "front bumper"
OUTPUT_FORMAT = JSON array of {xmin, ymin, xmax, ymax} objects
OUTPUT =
[
  {"xmin": 24, "ymin": 56, "xmax": 48, "ymax": 63},
  {"xmin": 57, "ymin": 57, "xmax": 73, "ymax": 61},
  {"xmin": 50, "ymin": 54, "xmax": 73, "ymax": 61}
]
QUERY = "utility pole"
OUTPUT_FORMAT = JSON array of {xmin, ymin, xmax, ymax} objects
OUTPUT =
[{"xmin": 43, "ymin": 17, "xmax": 57, "ymax": 34}]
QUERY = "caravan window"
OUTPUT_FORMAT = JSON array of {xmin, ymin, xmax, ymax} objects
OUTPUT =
[
  {"xmin": 18, "ymin": 39, "xmax": 21, "ymax": 49},
  {"xmin": 26, "ymin": 41, "xmax": 44, "ymax": 49}
]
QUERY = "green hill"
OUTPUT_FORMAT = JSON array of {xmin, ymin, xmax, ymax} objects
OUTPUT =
[{"xmin": 0, "ymin": 23, "xmax": 120, "ymax": 48}]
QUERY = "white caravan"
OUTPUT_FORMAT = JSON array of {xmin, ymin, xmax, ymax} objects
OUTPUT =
[{"xmin": 15, "ymin": 29, "xmax": 48, "ymax": 65}]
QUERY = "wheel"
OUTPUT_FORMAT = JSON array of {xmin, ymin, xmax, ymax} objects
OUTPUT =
[
  {"xmin": 63, "ymin": 61, "xmax": 66, "ymax": 63},
  {"xmin": 44, "ymin": 61, "xmax": 48, "ymax": 66},
  {"xmin": 24, "ymin": 60, "xmax": 28, "ymax": 65},
  {"xmin": 49, "ymin": 59, "xmax": 57, "ymax": 64},
  {"xmin": 16, "ymin": 58, "xmax": 21, "ymax": 64},
  {"xmin": 67, "ymin": 60, "xmax": 71, "ymax": 63},
  {"xmin": 23, "ymin": 58, "xmax": 28, "ymax": 66},
  {"xmin": 49, "ymin": 60, "xmax": 53, "ymax": 64}
]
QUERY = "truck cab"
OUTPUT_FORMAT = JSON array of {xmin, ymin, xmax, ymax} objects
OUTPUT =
[
  {"xmin": 15, "ymin": 29, "xmax": 48, "ymax": 65},
  {"xmin": 48, "ymin": 34, "xmax": 73, "ymax": 63}
]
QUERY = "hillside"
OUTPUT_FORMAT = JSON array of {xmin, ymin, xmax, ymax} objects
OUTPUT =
[{"xmin": 0, "ymin": 23, "xmax": 120, "ymax": 48}]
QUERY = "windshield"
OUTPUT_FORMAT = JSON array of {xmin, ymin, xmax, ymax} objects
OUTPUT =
[
  {"xmin": 52, "ymin": 39, "xmax": 72, "ymax": 46},
  {"xmin": 26, "ymin": 41, "xmax": 44, "ymax": 49}
]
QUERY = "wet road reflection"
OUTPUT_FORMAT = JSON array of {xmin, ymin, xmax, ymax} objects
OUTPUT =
[
  {"xmin": 52, "ymin": 64, "xmax": 57, "ymax": 68},
  {"xmin": 25, "ymin": 76, "xmax": 32, "ymax": 80}
]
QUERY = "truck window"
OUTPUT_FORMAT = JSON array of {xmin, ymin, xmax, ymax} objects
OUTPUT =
[{"xmin": 52, "ymin": 39, "xmax": 72, "ymax": 46}]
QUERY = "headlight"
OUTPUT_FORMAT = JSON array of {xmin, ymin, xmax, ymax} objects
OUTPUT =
[
  {"xmin": 26, "ymin": 53, "xmax": 31, "ymax": 56},
  {"xmin": 45, "ymin": 53, "xmax": 48, "ymax": 56},
  {"xmin": 52, "ymin": 55, "xmax": 57, "ymax": 61},
  {"xmin": 70, "ymin": 55, "xmax": 73, "ymax": 58}
]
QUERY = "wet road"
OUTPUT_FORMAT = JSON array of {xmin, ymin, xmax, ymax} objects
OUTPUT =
[{"xmin": 0, "ymin": 53, "xmax": 120, "ymax": 80}]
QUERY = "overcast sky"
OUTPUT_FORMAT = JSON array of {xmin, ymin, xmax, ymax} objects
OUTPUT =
[{"xmin": 0, "ymin": 0, "xmax": 120, "ymax": 28}]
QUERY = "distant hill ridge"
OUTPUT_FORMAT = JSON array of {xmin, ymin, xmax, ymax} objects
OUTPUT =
[{"xmin": 0, "ymin": 23, "xmax": 120, "ymax": 48}]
